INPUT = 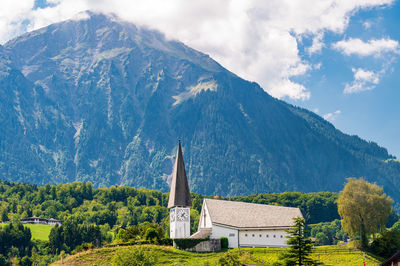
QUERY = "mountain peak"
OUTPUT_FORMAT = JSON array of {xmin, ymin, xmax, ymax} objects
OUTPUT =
[
  {"xmin": 1, "ymin": 13, "xmax": 400, "ymax": 208},
  {"xmin": 5, "ymin": 11, "xmax": 224, "ymax": 78},
  {"xmin": 69, "ymin": 10, "xmax": 124, "ymax": 26}
]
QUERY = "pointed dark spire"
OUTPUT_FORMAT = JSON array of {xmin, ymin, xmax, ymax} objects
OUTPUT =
[{"xmin": 168, "ymin": 141, "xmax": 192, "ymax": 208}]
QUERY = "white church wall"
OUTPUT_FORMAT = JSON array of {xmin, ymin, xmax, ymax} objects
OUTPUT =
[
  {"xmin": 239, "ymin": 229, "xmax": 289, "ymax": 248},
  {"xmin": 211, "ymin": 225, "xmax": 239, "ymax": 248},
  {"xmin": 198, "ymin": 201, "xmax": 212, "ymax": 229}
]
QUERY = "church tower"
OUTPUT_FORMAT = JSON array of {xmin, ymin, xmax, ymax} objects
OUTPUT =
[{"xmin": 168, "ymin": 140, "xmax": 192, "ymax": 239}]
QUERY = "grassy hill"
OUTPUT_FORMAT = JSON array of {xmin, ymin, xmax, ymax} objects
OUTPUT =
[
  {"xmin": 24, "ymin": 224, "xmax": 54, "ymax": 241},
  {"xmin": 51, "ymin": 245, "xmax": 383, "ymax": 266}
]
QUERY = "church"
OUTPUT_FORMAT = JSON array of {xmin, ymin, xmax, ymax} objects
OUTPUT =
[{"xmin": 168, "ymin": 141, "xmax": 303, "ymax": 249}]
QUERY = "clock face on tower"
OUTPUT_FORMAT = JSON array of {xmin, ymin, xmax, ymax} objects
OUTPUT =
[
  {"xmin": 177, "ymin": 208, "xmax": 189, "ymax": 222},
  {"xmin": 170, "ymin": 209, "xmax": 176, "ymax": 222}
]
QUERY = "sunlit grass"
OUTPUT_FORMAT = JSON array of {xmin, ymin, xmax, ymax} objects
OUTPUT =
[
  {"xmin": 52, "ymin": 244, "xmax": 384, "ymax": 266},
  {"xmin": 24, "ymin": 224, "xmax": 55, "ymax": 241}
]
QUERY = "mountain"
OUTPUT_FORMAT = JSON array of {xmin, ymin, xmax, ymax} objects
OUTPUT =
[{"xmin": 1, "ymin": 11, "xmax": 400, "ymax": 203}]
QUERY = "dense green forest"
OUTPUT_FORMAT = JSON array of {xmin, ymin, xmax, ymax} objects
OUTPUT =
[
  {"xmin": 0, "ymin": 180, "xmax": 342, "ymax": 226},
  {"xmin": 0, "ymin": 180, "xmax": 398, "ymax": 264}
]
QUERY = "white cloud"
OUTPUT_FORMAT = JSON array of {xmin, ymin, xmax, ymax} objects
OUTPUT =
[
  {"xmin": 0, "ymin": 1, "xmax": 35, "ymax": 42},
  {"xmin": 323, "ymin": 110, "xmax": 341, "ymax": 122},
  {"xmin": 363, "ymin": 21, "xmax": 372, "ymax": 29},
  {"xmin": 333, "ymin": 38, "xmax": 400, "ymax": 57},
  {"xmin": 344, "ymin": 68, "xmax": 380, "ymax": 94},
  {"xmin": 307, "ymin": 32, "xmax": 324, "ymax": 55},
  {"xmin": 314, "ymin": 63, "xmax": 322, "ymax": 70},
  {"xmin": 0, "ymin": 0, "xmax": 395, "ymax": 100}
]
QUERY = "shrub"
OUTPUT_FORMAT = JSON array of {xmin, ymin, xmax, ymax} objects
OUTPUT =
[
  {"xmin": 173, "ymin": 238, "xmax": 208, "ymax": 250},
  {"xmin": 221, "ymin": 237, "xmax": 229, "ymax": 249},
  {"xmin": 159, "ymin": 237, "xmax": 173, "ymax": 246},
  {"xmin": 112, "ymin": 247, "xmax": 157, "ymax": 266},
  {"xmin": 218, "ymin": 250, "xmax": 241, "ymax": 266},
  {"xmin": 144, "ymin": 228, "xmax": 159, "ymax": 243},
  {"xmin": 71, "ymin": 243, "xmax": 94, "ymax": 254}
]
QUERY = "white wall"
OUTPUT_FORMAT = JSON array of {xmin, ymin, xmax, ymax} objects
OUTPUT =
[
  {"xmin": 198, "ymin": 199, "xmax": 292, "ymax": 248},
  {"xmin": 239, "ymin": 229, "xmax": 289, "ymax": 248},
  {"xmin": 208, "ymin": 225, "xmax": 289, "ymax": 248},
  {"xmin": 198, "ymin": 200, "xmax": 212, "ymax": 229},
  {"xmin": 211, "ymin": 225, "xmax": 239, "ymax": 248},
  {"xmin": 170, "ymin": 207, "xmax": 190, "ymax": 238}
]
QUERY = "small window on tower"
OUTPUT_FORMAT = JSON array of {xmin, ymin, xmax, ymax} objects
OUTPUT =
[
  {"xmin": 266, "ymin": 234, "xmax": 269, "ymax": 238},
  {"xmin": 245, "ymin": 234, "xmax": 248, "ymax": 237},
  {"xmin": 252, "ymin": 234, "xmax": 255, "ymax": 237},
  {"xmin": 259, "ymin": 234, "xmax": 262, "ymax": 237},
  {"xmin": 273, "ymin": 235, "xmax": 276, "ymax": 238},
  {"xmin": 281, "ymin": 235, "xmax": 283, "ymax": 238}
]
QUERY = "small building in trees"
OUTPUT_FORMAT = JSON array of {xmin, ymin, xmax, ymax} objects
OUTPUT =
[
  {"xmin": 48, "ymin": 218, "xmax": 62, "ymax": 225},
  {"xmin": 21, "ymin": 216, "xmax": 48, "ymax": 224},
  {"xmin": 20, "ymin": 216, "xmax": 61, "ymax": 225}
]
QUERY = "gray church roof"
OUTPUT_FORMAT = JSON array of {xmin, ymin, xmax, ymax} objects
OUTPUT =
[
  {"xmin": 204, "ymin": 199, "xmax": 302, "ymax": 228},
  {"xmin": 168, "ymin": 141, "xmax": 192, "ymax": 208}
]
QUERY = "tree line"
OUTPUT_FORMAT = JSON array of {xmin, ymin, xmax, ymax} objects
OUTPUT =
[
  {"xmin": 0, "ymin": 180, "xmax": 346, "ymax": 226},
  {"xmin": 1, "ymin": 179, "xmax": 400, "ymax": 264}
]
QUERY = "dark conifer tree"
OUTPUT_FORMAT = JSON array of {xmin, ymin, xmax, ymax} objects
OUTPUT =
[{"xmin": 280, "ymin": 217, "xmax": 317, "ymax": 265}]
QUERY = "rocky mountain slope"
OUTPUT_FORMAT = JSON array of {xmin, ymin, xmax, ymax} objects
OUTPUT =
[{"xmin": 1, "ymin": 12, "xmax": 399, "ymax": 202}]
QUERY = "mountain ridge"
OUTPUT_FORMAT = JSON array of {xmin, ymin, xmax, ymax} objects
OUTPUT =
[{"xmin": 1, "ymin": 11, "xmax": 399, "ymax": 205}]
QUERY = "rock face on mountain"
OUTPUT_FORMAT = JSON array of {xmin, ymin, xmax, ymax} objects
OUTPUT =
[{"xmin": 1, "ymin": 12, "xmax": 399, "ymax": 201}]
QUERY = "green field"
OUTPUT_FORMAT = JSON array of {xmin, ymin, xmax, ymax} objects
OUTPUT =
[
  {"xmin": 243, "ymin": 246, "xmax": 383, "ymax": 265},
  {"xmin": 24, "ymin": 224, "xmax": 55, "ymax": 241},
  {"xmin": 52, "ymin": 245, "xmax": 384, "ymax": 266}
]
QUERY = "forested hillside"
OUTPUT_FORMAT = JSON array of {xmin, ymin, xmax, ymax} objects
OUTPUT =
[{"xmin": 1, "ymin": 12, "xmax": 400, "ymax": 203}]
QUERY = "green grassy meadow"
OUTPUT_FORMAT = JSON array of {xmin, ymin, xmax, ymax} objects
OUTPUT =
[
  {"xmin": 53, "ymin": 245, "xmax": 224, "ymax": 266},
  {"xmin": 52, "ymin": 244, "xmax": 384, "ymax": 266},
  {"xmin": 243, "ymin": 246, "xmax": 383, "ymax": 265},
  {"xmin": 24, "ymin": 224, "xmax": 55, "ymax": 241}
]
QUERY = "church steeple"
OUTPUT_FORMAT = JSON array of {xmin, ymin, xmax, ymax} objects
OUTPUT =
[{"xmin": 168, "ymin": 140, "xmax": 192, "ymax": 208}]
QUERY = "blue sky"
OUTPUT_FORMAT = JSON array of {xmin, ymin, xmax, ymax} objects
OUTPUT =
[
  {"xmin": 1, "ymin": 0, "xmax": 399, "ymax": 157},
  {"xmin": 289, "ymin": 2, "xmax": 400, "ymax": 158}
]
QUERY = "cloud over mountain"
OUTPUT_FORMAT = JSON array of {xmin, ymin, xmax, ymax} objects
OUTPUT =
[{"xmin": 0, "ymin": 0, "xmax": 395, "ymax": 100}]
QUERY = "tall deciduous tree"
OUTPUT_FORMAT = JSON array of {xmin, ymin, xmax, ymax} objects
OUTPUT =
[
  {"xmin": 338, "ymin": 178, "xmax": 392, "ymax": 248},
  {"xmin": 280, "ymin": 217, "xmax": 316, "ymax": 265}
]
